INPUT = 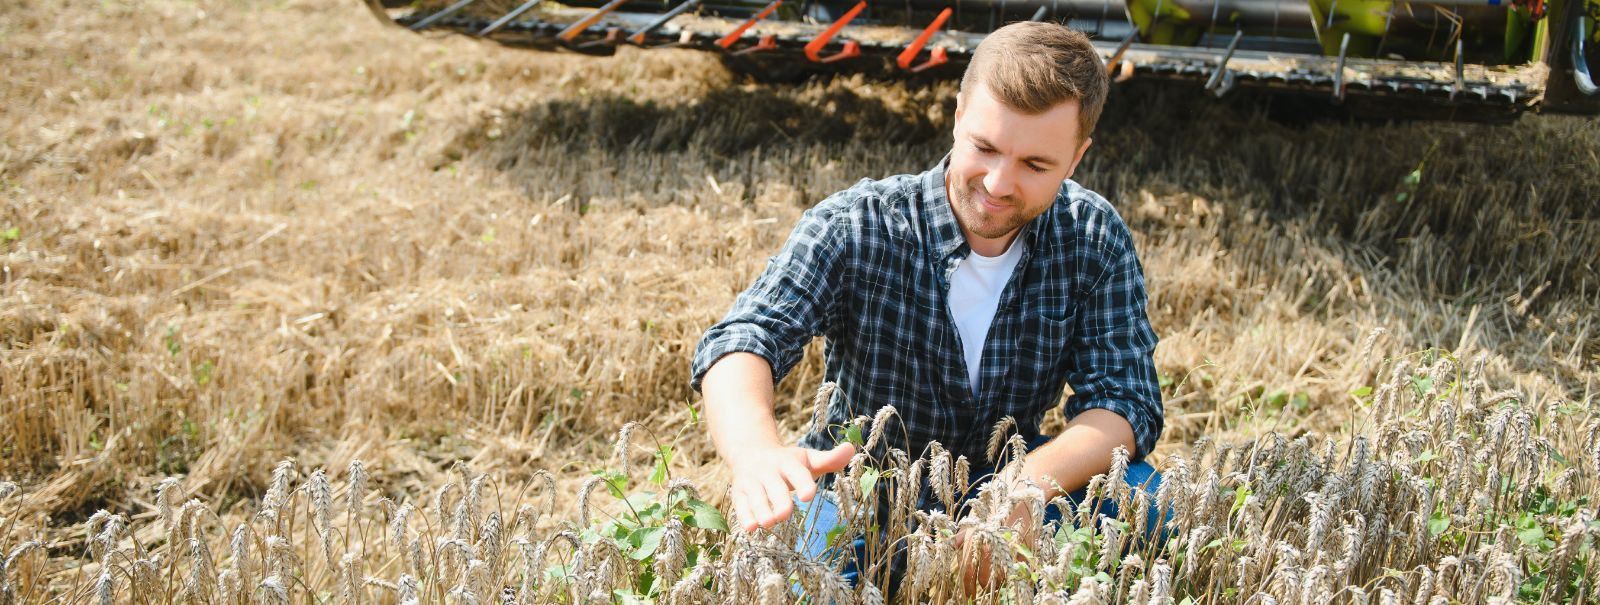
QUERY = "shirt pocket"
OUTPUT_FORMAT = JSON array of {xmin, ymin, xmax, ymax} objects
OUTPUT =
[{"xmin": 1009, "ymin": 309, "xmax": 1075, "ymax": 409}]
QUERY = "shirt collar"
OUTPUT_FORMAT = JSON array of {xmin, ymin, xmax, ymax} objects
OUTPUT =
[
  {"xmin": 921, "ymin": 153, "xmax": 1044, "ymax": 263},
  {"xmin": 921, "ymin": 153, "xmax": 969, "ymax": 263}
]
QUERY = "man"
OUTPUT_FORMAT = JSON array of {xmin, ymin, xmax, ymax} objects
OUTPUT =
[{"xmin": 690, "ymin": 21, "xmax": 1163, "ymax": 591}]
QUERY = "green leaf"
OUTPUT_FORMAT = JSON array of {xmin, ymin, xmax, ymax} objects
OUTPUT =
[
  {"xmin": 1517, "ymin": 525, "xmax": 1545, "ymax": 547},
  {"xmin": 1428, "ymin": 514, "xmax": 1451, "ymax": 537},
  {"xmin": 1013, "ymin": 541, "xmax": 1034, "ymax": 562},
  {"xmin": 1231, "ymin": 486, "xmax": 1252, "ymax": 515},
  {"xmin": 1202, "ymin": 538, "xmax": 1224, "ymax": 551},
  {"xmin": 630, "ymin": 526, "xmax": 665, "ymax": 560},
  {"xmin": 859, "ymin": 467, "xmax": 881, "ymax": 496},
  {"xmin": 603, "ymin": 519, "xmax": 633, "ymax": 537},
  {"xmin": 845, "ymin": 424, "xmax": 863, "ymax": 447},
  {"xmin": 1413, "ymin": 450, "xmax": 1438, "ymax": 465},
  {"xmin": 164, "ymin": 325, "xmax": 182, "ymax": 356},
  {"xmin": 544, "ymin": 563, "xmax": 571, "ymax": 584},
  {"xmin": 1548, "ymin": 449, "xmax": 1569, "ymax": 467},
  {"xmin": 683, "ymin": 498, "xmax": 727, "ymax": 532},
  {"xmin": 636, "ymin": 502, "xmax": 666, "ymax": 525},
  {"xmin": 1410, "ymin": 376, "xmax": 1434, "ymax": 397},
  {"xmin": 1, "ymin": 226, "xmax": 18, "ymax": 242},
  {"xmin": 650, "ymin": 446, "xmax": 673, "ymax": 486},
  {"xmin": 624, "ymin": 491, "xmax": 659, "ymax": 513},
  {"xmin": 1403, "ymin": 167, "xmax": 1422, "ymax": 186},
  {"xmin": 826, "ymin": 524, "xmax": 849, "ymax": 548},
  {"xmin": 616, "ymin": 590, "xmax": 652, "ymax": 605},
  {"xmin": 594, "ymin": 468, "xmax": 629, "ymax": 499},
  {"xmin": 1350, "ymin": 386, "xmax": 1372, "ymax": 398}
]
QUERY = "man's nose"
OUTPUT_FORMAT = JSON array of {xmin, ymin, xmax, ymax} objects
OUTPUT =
[{"xmin": 982, "ymin": 160, "xmax": 1016, "ymax": 200}]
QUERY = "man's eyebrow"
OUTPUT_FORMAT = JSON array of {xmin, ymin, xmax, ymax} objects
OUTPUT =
[{"xmin": 971, "ymin": 135, "xmax": 1059, "ymax": 166}]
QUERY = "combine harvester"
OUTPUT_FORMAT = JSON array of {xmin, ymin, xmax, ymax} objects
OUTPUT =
[{"xmin": 366, "ymin": 0, "xmax": 1599, "ymax": 119}]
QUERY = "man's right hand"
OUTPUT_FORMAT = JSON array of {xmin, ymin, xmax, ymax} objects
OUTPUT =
[
  {"xmin": 700, "ymin": 353, "xmax": 856, "ymax": 532},
  {"xmin": 729, "ymin": 443, "xmax": 856, "ymax": 532}
]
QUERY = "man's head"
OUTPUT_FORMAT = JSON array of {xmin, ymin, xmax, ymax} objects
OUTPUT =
[
  {"xmin": 946, "ymin": 22, "xmax": 1108, "ymax": 256},
  {"xmin": 959, "ymin": 21, "xmax": 1108, "ymax": 139}
]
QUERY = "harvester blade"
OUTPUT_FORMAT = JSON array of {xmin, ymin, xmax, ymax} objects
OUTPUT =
[{"xmin": 411, "ymin": 0, "xmax": 479, "ymax": 31}]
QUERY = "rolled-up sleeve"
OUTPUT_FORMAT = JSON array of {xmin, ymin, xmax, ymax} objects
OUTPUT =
[
  {"xmin": 1061, "ymin": 227, "xmax": 1163, "ymax": 460},
  {"xmin": 690, "ymin": 204, "xmax": 847, "ymax": 392}
]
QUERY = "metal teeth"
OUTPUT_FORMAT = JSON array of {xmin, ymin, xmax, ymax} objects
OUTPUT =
[{"xmin": 387, "ymin": 9, "xmax": 1542, "ymax": 111}]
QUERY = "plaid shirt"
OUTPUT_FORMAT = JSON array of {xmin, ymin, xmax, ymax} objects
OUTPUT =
[{"xmin": 691, "ymin": 155, "xmax": 1162, "ymax": 468}]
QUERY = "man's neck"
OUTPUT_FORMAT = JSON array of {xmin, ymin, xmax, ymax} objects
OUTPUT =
[{"xmin": 966, "ymin": 228, "xmax": 1021, "ymax": 258}]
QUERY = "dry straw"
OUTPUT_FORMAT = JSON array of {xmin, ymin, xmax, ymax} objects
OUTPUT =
[{"xmin": 2, "ymin": 0, "xmax": 1599, "ymax": 602}]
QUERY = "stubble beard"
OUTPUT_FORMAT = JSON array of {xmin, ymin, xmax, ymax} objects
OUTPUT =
[{"xmin": 952, "ymin": 178, "xmax": 1027, "ymax": 241}]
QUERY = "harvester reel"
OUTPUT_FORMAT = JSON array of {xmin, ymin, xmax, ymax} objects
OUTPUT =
[{"xmin": 368, "ymin": 0, "xmax": 1600, "ymax": 118}]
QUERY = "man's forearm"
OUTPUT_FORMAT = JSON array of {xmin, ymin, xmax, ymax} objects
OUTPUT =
[
  {"xmin": 1018, "ymin": 408, "xmax": 1138, "ymax": 500},
  {"xmin": 701, "ymin": 352, "xmax": 785, "ymax": 461}
]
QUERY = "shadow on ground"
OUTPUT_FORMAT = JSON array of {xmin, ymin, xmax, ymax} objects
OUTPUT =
[{"xmin": 454, "ymin": 76, "xmax": 1598, "ymax": 305}]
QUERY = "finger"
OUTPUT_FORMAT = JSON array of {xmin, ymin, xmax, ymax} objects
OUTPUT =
[
  {"xmin": 732, "ymin": 485, "xmax": 756, "ymax": 533},
  {"xmin": 964, "ymin": 540, "xmax": 994, "ymax": 593},
  {"xmin": 759, "ymin": 473, "xmax": 795, "ymax": 527},
  {"xmin": 961, "ymin": 541, "xmax": 980, "ymax": 596},
  {"xmin": 736, "ymin": 482, "xmax": 770, "ymax": 533},
  {"xmin": 804, "ymin": 443, "xmax": 856, "ymax": 475},
  {"xmin": 779, "ymin": 462, "xmax": 818, "ymax": 503}
]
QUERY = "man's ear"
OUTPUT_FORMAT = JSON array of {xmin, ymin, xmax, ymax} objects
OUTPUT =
[
  {"xmin": 952, "ymin": 90, "xmax": 965, "ymax": 133},
  {"xmin": 1064, "ymin": 136, "xmax": 1093, "ymax": 178}
]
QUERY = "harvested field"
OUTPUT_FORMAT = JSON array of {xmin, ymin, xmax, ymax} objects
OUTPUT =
[{"xmin": 1, "ymin": 0, "xmax": 1597, "ymax": 602}]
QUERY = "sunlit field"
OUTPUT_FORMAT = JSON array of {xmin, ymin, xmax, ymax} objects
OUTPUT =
[{"xmin": 2, "ymin": 0, "xmax": 1597, "ymax": 602}]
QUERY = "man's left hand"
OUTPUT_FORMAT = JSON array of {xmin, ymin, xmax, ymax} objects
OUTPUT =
[{"xmin": 955, "ymin": 496, "xmax": 1039, "ymax": 596}]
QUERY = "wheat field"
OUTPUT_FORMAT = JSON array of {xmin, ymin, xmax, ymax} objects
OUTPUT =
[{"xmin": 2, "ymin": 0, "xmax": 1598, "ymax": 602}]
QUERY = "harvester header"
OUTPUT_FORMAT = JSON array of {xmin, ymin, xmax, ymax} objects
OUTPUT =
[{"xmin": 366, "ymin": 0, "xmax": 1599, "ymax": 118}]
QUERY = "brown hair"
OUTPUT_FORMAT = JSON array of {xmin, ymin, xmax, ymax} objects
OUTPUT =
[{"xmin": 959, "ymin": 21, "xmax": 1109, "ymax": 139}]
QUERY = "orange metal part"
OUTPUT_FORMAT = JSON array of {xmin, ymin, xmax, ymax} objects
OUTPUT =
[
  {"xmin": 716, "ymin": 0, "xmax": 783, "ymax": 50},
  {"xmin": 578, "ymin": 26, "xmax": 625, "ymax": 48},
  {"xmin": 896, "ymin": 7, "xmax": 952, "ymax": 71},
  {"xmin": 732, "ymin": 34, "xmax": 778, "ymax": 55},
  {"xmin": 557, "ymin": 0, "xmax": 629, "ymax": 42},
  {"xmin": 804, "ymin": 1, "xmax": 867, "ymax": 63},
  {"xmin": 1106, "ymin": 33, "xmax": 1136, "ymax": 76}
]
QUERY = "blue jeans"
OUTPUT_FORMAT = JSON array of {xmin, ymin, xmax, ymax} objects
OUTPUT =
[{"xmin": 793, "ymin": 435, "xmax": 1166, "ymax": 593}]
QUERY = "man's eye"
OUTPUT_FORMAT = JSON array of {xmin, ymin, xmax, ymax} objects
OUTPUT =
[
  {"xmin": 1026, "ymin": 163, "xmax": 1045, "ymax": 173},
  {"xmin": 975, "ymin": 145, "xmax": 995, "ymax": 154}
]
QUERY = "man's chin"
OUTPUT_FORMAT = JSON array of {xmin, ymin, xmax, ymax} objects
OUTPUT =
[
  {"xmin": 965, "ymin": 217, "xmax": 1021, "ymax": 240},
  {"xmin": 954, "ymin": 199, "xmax": 1021, "ymax": 239}
]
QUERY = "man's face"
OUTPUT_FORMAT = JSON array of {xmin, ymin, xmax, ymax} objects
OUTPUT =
[{"xmin": 946, "ymin": 83, "xmax": 1093, "ymax": 255}]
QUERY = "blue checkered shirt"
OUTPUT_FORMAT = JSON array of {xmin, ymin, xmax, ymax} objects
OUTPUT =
[{"xmin": 691, "ymin": 156, "xmax": 1162, "ymax": 467}]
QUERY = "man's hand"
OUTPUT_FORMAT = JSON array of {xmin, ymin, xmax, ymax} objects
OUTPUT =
[
  {"xmin": 956, "ymin": 494, "xmax": 1038, "ymax": 595},
  {"xmin": 702, "ymin": 353, "xmax": 858, "ymax": 532},
  {"xmin": 729, "ymin": 443, "xmax": 855, "ymax": 532}
]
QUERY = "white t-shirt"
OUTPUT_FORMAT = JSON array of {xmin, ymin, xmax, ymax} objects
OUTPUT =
[{"xmin": 947, "ymin": 241, "xmax": 1025, "ymax": 397}]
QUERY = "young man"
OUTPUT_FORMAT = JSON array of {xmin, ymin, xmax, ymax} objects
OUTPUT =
[{"xmin": 690, "ymin": 21, "xmax": 1163, "ymax": 590}]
